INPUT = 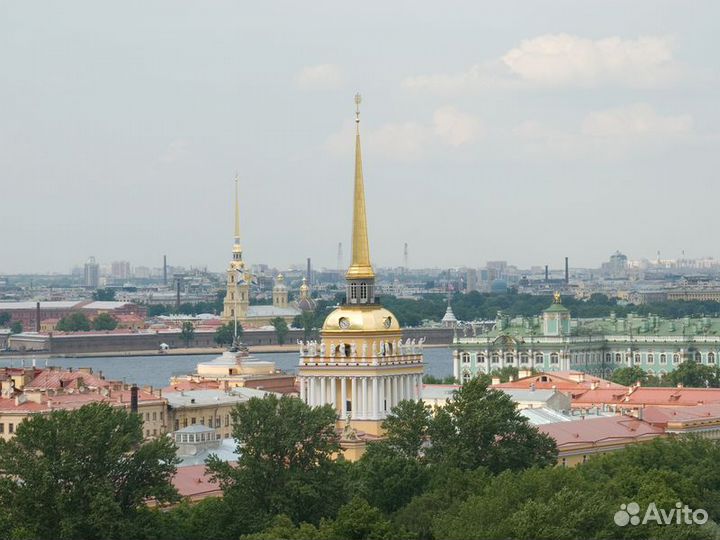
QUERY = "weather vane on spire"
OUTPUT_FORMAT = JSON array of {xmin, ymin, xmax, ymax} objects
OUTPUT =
[{"xmin": 355, "ymin": 93, "xmax": 362, "ymax": 123}]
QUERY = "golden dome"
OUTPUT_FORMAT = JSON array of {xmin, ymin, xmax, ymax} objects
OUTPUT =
[{"xmin": 322, "ymin": 305, "xmax": 401, "ymax": 333}]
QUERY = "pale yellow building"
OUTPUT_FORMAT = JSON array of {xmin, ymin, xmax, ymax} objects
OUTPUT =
[{"xmin": 297, "ymin": 95, "xmax": 425, "ymax": 453}]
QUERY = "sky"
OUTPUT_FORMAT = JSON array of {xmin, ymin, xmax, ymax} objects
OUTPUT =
[{"xmin": 1, "ymin": 0, "xmax": 719, "ymax": 274}]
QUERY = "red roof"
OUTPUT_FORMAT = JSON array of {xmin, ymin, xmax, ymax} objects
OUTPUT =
[
  {"xmin": 494, "ymin": 371, "xmax": 626, "ymax": 392},
  {"xmin": 540, "ymin": 415, "xmax": 664, "ymax": 448},
  {"xmin": 572, "ymin": 387, "xmax": 720, "ymax": 408},
  {"xmin": 0, "ymin": 388, "xmax": 164, "ymax": 414},
  {"xmin": 641, "ymin": 404, "xmax": 720, "ymax": 426},
  {"xmin": 24, "ymin": 369, "xmax": 110, "ymax": 391},
  {"xmin": 171, "ymin": 465, "xmax": 225, "ymax": 500}
]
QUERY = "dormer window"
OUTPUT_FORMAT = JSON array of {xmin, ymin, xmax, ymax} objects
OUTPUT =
[
  {"xmin": 360, "ymin": 282, "xmax": 368, "ymax": 301},
  {"xmin": 350, "ymin": 283, "xmax": 358, "ymax": 301}
]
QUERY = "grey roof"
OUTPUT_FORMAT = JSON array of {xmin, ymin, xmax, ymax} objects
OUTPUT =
[
  {"xmin": 500, "ymin": 388, "xmax": 560, "ymax": 402},
  {"xmin": 165, "ymin": 387, "xmax": 273, "ymax": 408},
  {"xmin": 521, "ymin": 408, "xmax": 573, "ymax": 425},
  {"xmin": 176, "ymin": 424, "xmax": 216, "ymax": 434},
  {"xmin": 177, "ymin": 438, "xmax": 240, "ymax": 467},
  {"xmin": 81, "ymin": 301, "xmax": 132, "ymax": 310},
  {"xmin": 246, "ymin": 305, "xmax": 301, "ymax": 317},
  {"xmin": 0, "ymin": 301, "xmax": 80, "ymax": 310}
]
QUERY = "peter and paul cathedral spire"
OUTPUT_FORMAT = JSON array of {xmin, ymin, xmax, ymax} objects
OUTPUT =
[{"xmin": 232, "ymin": 174, "xmax": 243, "ymax": 264}]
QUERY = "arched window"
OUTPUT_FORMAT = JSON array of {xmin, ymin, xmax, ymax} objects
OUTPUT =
[
  {"xmin": 605, "ymin": 353, "xmax": 612, "ymax": 363},
  {"xmin": 505, "ymin": 353, "xmax": 515, "ymax": 364},
  {"xmin": 634, "ymin": 354, "xmax": 641, "ymax": 364},
  {"xmin": 550, "ymin": 353, "xmax": 559, "ymax": 364},
  {"xmin": 673, "ymin": 353, "xmax": 680, "ymax": 364},
  {"xmin": 660, "ymin": 353, "xmax": 667, "ymax": 364},
  {"xmin": 462, "ymin": 371, "xmax": 471, "ymax": 383},
  {"xmin": 461, "ymin": 352, "xmax": 470, "ymax": 364},
  {"xmin": 478, "ymin": 354, "xmax": 486, "ymax": 364},
  {"xmin": 360, "ymin": 282, "xmax": 368, "ymax": 300},
  {"xmin": 615, "ymin": 353, "xmax": 622, "ymax": 363},
  {"xmin": 520, "ymin": 353, "xmax": 529, "ymax": 364},
  {"xmin": 709, "ymin": 352, "xmax": 716, "ymax": 364},
  {"xmin": 647, "ymin": 354, "xmax": 654, "ymax": 364},
  {"xmin": 350, "ymin": 283, "xmax": 358, "ymax": 300},
  {"xmin": 535, "ymin": 353, "xmax": 544, "ymax": 364},
  {"xmin": 491, "ymin": 354, "xmax": 500, "ymax": 364},
  {"xmin": 695, "ymin": 351, "xmax": 703, "ymax": 363}
]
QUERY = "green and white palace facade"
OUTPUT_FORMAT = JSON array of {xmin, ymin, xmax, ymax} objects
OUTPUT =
[{"xmin": 453, "ymin": 295, "xmax": 720, "ymax": 382}]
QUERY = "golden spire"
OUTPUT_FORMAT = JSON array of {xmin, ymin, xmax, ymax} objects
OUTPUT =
[
  {"xmin": 233, "ymin": 174, "xmax": 242, "ymax": 254},
  {"xmin": 346, "ymin": 93, "xmax": 375, "ymax": 280}
]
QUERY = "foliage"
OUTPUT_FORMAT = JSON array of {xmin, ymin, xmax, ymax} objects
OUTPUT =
[
  {"xmin": 56, "ymin": 312, "xmax": 92, "ymax": 332},
  {"xmin": 271, "ymin": 317, "xmax": 289, "ymax": 345},
  {"xmin": 0, "ymin": 312, "xmax": 10, "ymax": 327},
  {"xmin": 427, "ymin": 378, "xmax": 558, "ymax": 473},
  {"xmin": 206, "ymin": 394, "xmax": 347, "ymax": 531},
  {"xmin": 293, "ymin": 311, "xmax": 317, "ymax": 341},
  {"xmin": 214, "ymin": 322, "xmax": 241, "ymax": 346},
  {"xmin": 179, "ymin": 321, "xmax": 195, "ymax": 347},
  {"xmin": 666, "ymin": 360, "xmax": 720, "ymax": 388},
  {"xmin": 9, "ymin": 321, "xmax": 22, "ymax": 334},
  {"xmin": 92, "ymin": 288, "xmax": 116, "ymax": 301},
  {"xmin": 381, "ymin": 400, "xmax": 432, "ymax": 459},
  {"xmin": 610, "ymin": 366, "xmax": 651, "ymax": 386},
  {"xmin": 93, "ymin": 312, "xmax": 118, "ymax": 331},
  {"xmin": 0, "ymin": 403, "xmax": 179, "ymax": 540},
  {"xmin": 422, "ymin": 374, "xmax": 457, "ymax": 384}
]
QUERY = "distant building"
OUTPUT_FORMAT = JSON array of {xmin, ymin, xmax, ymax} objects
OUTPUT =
[
  {"xmin": 84, "ymin": 257, "xmax": 99, "ymax": 288},
  {"xmin": 111, "ymin": 261, "xmax": 131, "ymax": 280},
  {"xmin": 453, "ymin": 293, "xmax": 720, "ymax": 380}
]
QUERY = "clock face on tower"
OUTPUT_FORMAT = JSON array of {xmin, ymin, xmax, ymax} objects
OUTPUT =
[
  {"xmin": 339, "ymin": 317, "xmax": 350, "ymax": 329},
  {"xmin": 383, "ymin": 316, "xmax": 392, "ymax": 328}
]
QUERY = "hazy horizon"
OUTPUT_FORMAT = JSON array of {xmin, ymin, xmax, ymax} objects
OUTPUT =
[{"xmin": 2, "ymin": 1, "xmax": 719, "ymax": 274}]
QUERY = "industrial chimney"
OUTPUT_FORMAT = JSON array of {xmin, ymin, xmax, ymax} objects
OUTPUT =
[
  {"xmin": 564, "ymin": 257, "xmax": 569, "ymax": 284},
  {"xmin": 130, "ymin": 385, "xmax": 139, "ymax": 413}
]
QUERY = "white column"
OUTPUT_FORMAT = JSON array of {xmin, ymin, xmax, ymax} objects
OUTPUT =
[
  {"xmin": 372, "ymin": 378, "xmax": 379, "ymax": 419},
  {"xmin": 412, "ymin": 374, "xmax": 419, "ymax": 400},
  {"xmin": 340, "ymin": 377, "xmax": 347, "ymax": 418},
  {"xmin": 453, "ymin": 352, "xmax": 460, "ymax": 381},
  {"xmin": 362, "ymin": 377, "xmax": 368, "ymax": 419},
  {"xmin": 309, "ymin": 378, "xmax": 315, "ymax": 406},
  {"xmin": 330, "ymin": 377, "xmax": 337, "ymax": 412},
  {"xmin": 416, "ymin": 374, "xmax": 423, "ymax": 399},
  {"xmin": 320, "ymin": 378, "xmax": 327, "ymax": 405},
  {"xmin": 299, "ymin": 377, "xmax": 306, "ymax": 404},
  {"xmin": 351, "ymin": 377, "xmax": 358, "ymax": 419},
  {"xmin": 392, "ymin": 376, "xmax": 399, "ymax": 405},
  {"xmin": 379, "ymin": 376, "xmax": 385, "ymax": 416}
]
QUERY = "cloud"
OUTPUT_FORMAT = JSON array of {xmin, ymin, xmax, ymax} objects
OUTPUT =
[
  {"xmin": 326, "ymin": 107, "xmax": 480, "ymax": 161},
  {"xmin": 295, "ymin": 64, "xmax": 342, "ymax": 90},
  {"xmin": 514, "ymin": 104, "xmax": 693, "ymax": 159},
  {"xmin": 403, "ymin": 34, "xmax": 677, "ymax": 93}
]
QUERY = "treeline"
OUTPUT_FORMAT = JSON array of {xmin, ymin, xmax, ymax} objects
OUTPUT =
[{"xmin": 0, "ymin": 382, "xmax": 718, "ymax": 539}]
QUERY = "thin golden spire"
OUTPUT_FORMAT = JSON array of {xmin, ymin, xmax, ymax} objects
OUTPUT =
[
  {"xmin": 233, "ymin": 174, "xmax": 242, "ymax": 254},
  {"xmin": 346, "ymin": 93, "xmax": 375, "ymax": 280}
]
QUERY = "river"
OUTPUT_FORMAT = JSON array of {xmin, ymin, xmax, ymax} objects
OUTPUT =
[{"xmin": 0, "ymin": 347, "xmax": 454, "ymax": 388}]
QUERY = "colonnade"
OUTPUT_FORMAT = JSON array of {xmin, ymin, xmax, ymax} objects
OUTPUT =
[{"xmin": 300, "ymin": 374, "xmax": 422, "ymax": 420}]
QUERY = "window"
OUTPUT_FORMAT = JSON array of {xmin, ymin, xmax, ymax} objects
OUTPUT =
[
  {"xmin": 709, "ymin": 352, "xmax": 716, "ymax": 364},
  {"xmin": 634, "ymin": 354, "xmax": 641, "ymax": 364},
  {"xmin": 615, "ymin": 353, "xmax": 622, "ymax": 363},
  {"xmin": 215, "ymin": 416, "xmax": 221, "ymax": 427},
  {"xmin": 582, "ymin": 455, "xmax": 588, "ymax": 463},
  {"xmin": 605, "ymin": 353, "xmax": 612, "ymax": 362},
  {"xmin": 191, "ymin": 417, "xmax": 196, "ymax": 425},
  {"xmin": 225, "ymin": 415, "xmax": 230, "ymax": 427},
  {"xmin": 152, "ymin": 412, "xmax": 157, "ymax": 421},
  {"xmin": 182, "ymin": 418, "xmax": 188, "ymax": 428},
  {"xmin": 174, "ymin": 420, "xmax": 179, "ymax": 431},
  {"xmin": 695, "ymin": 352, "xmax": 703, "ymax": 363},
  {"xmin": 208, "ymin": 417, "xmax": 213, "ymax": 428},
  {"xmin": 561, "ymin": 458, "xmax": 567, "ymax": 468},
  {"xmin": 462, "ymin": 371, "xmax": 471, "ymax": 383},
  {"xmin": 647, "ymin": 354, "xmax": 654, "ymax": 364},
  {"xmin": 153, "ymin": 429, "xmax": 157, "ymax": 436},
  {"xmin": 350, "ymin": 283, "xmax": 358, "ymax": 300},
  {"xmin": 145, "ymin": 412, "xmax": 150, "ymax": 421},
  {"xmin": 9, "ymin": 424, "xmax": 13, "ymax": 434},
  {"xmin": 660, "ymin": 354, "xmax": 667, "ymax": 364},
  {"xmin": 160, "ymin": 412, "xmax": 164, "ymax": 421},
  {"xmin": 478, "ymin": 354, "xmax": 486, "ymax": 364},
  {"xmin": 520, "ymin": 353, "xmax": 529, "ymax": 364},
  {"xmin": 535, "ymin": 353, "xmax": 544, "ymax": 364},
  {"xmin": 360, "ymin": 282, "xmax": 368, "ymax": 300},
  {"xmin": 673, "ymin": 354, "xmax": 680, "ymax": 364},
  {"xmin": 0, "ymin": 423, "xmax": 4, "ymax": 433},
  {"xmin": 505, "ymin": 353, "xmax": 515, "ymax": 364},
  {"xmin": 200, "ymin": 416, "xmax": 205, "ymax": 425},
  {"xmin": 491, "ymin": 354, "xmax": 499, "ymax": 364},
  {"xmin": 550, "ymin": 353, "xmax": 559, "ymax": 364},
  {"xmin": 461, "ymin": 352, "xmax": 470, "ymax": 364}
]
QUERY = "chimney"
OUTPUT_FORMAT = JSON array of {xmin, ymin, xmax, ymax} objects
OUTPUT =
[
  {"xmin": 176, "ymin": 280, "xmax": 181, "ymax": 309},
  {"xmin": 306, "ymin": 257, "xmax": 312, "ymax": 285},
  {"xmin": 163, "ymin": 255, "xmax": 167, "ymax": 286},
  {"xmin": 544, "ymin": 265, "xmax": 549, "ymax": 282},
  {"xmin": 36, "ymin": 301, "xmax": 41, "ymax": 332},
  {"xmin": 130, "ymin": 385, "xmax": 139, "ymax": 413},
  {"xmin": 564, "ymin": 257, "xmax": 569, "ymax": 284}
]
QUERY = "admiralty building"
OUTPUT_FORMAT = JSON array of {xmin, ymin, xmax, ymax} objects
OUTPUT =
[{"xmin": 453, "ymin": 293, "xmax": 720, "ymax": 381}]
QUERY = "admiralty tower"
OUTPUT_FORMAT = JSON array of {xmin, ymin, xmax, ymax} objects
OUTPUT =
[{"xmin": 297, "ymin": 95, "xmax": 425, "ymax": 443}]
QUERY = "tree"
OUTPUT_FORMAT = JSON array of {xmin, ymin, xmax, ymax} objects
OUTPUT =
[
  {"xmin": 0, "ymin": 312, "xmax": 10, "ymax": 327},
  {"xmin": 214, "ymin": 322, "xmax": 241, "ymax": 346},
  {"xmin": 92, "ymin": 288, "xmax": 116, "ymax": 301},
  {"xmin": 666, "ymin": 359, "xmax": 719, "ymax": 388},
  {"xmin": 610, "ymin": 366, "xmax": 650, "ymax": 386},
  {"xmin": 179, "ymin": 321, "xmax": 195, "ymax": 347},
  {"xmin": 381, "ymin": 399, "xmax": 432, "ymax": 458},
  {"xmin": 93, "ymin": 312, "xmax": 118, "ymax": 331},
  {"xmin": 427, "ymin": 378, "xmax": 558, "ymax": 473},
  {"xmin": 293, "ymin": 311, "xmax": 316, "ymax": 341},
  {"xmin": 207, "ymin": 394, "xmax": 346, "ymax": 528},
  {"xmin": 0, "ymin": 403, "xmax": 179, "ymax": 540},
  {"xmin": 423, "ymin": 374, "xmax": 457, "ymax": 384},
  {"xmin": 9, "ymin": 321, "xmax": 22, "ymax": 334},
  {"xmin": 271, "ymin": 316, "xmax": 289, "ymax": 345},
  {"xmin": 56, "ymin": 312, "xmax": 92, "ymax": 332}
]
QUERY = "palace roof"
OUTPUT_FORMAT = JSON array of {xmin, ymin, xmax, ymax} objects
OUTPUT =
[
  {"xmin": 540, "ymin": 415, "xmax": 664, "ymax": 449},
  {"xmin": 571, "ymin": 386, "xmax": 720, "ymax": 407}
]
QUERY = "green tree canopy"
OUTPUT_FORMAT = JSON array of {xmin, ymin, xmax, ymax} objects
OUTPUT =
[
  {"xmin": 0, "ymin": 312, "xmax": 10, "ymax": 327},
  {"xmin": 9, "ymin": 321, "xmax": 22, "ymax": 334},
  {"xmin": 666, "ymin": 359, "xmax": 720, "ymax": 388},
  {"xmin": 214, "ymin": 322, "xmax": 242, "ymax": 346},
  {"xmin": 56, "ymin": 312, "xmax": 92, "ymax": 332},
  {"xmin": 207, "ymin": 394, "xmax": 347, "ymax": 529},
  {"xmin": 610, "ymin": 366, "xmax": 650, "ymax": 386},
  {"xmin": 92, "ymin": 288, "xmax": 116, "ymax": 301},
  {"xmin": 179, "ymin": 321, "xmax": 195, "ymax": 347},
  {"xmin": 0, "ymin": 403, "xmax": 179, "ymax": 540},
  {"xmin": 93, "ymin": 312, "xmax": 118, "ymax": 331},
  {"xmin": 271, "ymin": 316, "xmax": 289, "ymax": 345}
]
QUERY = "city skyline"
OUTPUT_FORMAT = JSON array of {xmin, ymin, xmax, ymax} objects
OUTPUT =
[{"xmin": 2, "ymin": 1, "xmax": 719, "ymax": 273}]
